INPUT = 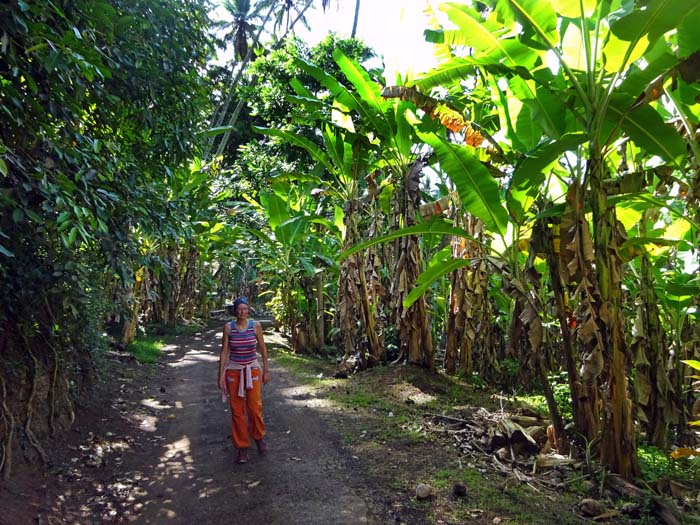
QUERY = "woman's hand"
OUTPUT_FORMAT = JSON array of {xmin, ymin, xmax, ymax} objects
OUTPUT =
[
  {"xmin": 262, "ymin": 370, "xmax": 270, "ymax": 384},
  {"xmin": 218, "ymin": 374, "xmax": 227, "ymax": 393}
]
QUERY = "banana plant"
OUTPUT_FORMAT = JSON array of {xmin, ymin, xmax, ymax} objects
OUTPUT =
[
  {"xmin": 254, "ymin": 113, "xmax": 384, "ymax": 363},
  {"xmin": 257, "ymin": 48, "xmax": 441, "ymax": 368},
  {"xmin": 673, "ymin": 359, "xmax": 700, "ymax": 460},
  {"xmin": 405, "ymin": 0, "xmax": 700, "ymax": 478},
  {"xmin": 317, "ymin": 49, "xmax": 454, "ymax": 370},
  {"xmin": 242, "ymin": 178, "xmax": 340, "ymax": 352}
]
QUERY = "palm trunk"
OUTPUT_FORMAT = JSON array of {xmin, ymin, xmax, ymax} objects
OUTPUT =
[
  {"xmin": 351, "ymin": 0, "xmax": 360, "ymax": 38},
  {"xmin": 211, "ymin": 0, "xmax": 315, "ymax": 159},
  {"xmin": 204, "ymin": 4, "xmax": 276, "ymax": 160}
]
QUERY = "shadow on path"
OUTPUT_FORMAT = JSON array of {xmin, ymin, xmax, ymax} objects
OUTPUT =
[{"xmin": 71, "ymin": 323, "xmax": 380, "ymax": 524}]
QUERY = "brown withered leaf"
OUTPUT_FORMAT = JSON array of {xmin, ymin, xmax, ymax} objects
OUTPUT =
[
  {"xmin": 580, "ymin": 221, "xmax": 595, "ymax": 263},
  {"xmin": 528, "ymin": 318, "xmax": 543, "ymax": 350},
  {"xmin": 434, "ymin": 104, "xmax": 468, "ymax": 133},
  {"xmin": 677, "ymin": 51, "xmax": 700, "ymax": 84},
  {"xmin": 599, "ymin": 301, "xmax": 611, "ymax": 325},
  {"xmin": 577, "ymin": 315, "xmax": 598, "ymax": 343}
]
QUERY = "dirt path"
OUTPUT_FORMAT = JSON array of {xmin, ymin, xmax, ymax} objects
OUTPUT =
[
  {"xmin": 13, "ymin": 324, "xmax": 389, "ymax": 524},
  {"xmin": 132, "ymin": 324, "xmax": 376, "ymax": 524}
]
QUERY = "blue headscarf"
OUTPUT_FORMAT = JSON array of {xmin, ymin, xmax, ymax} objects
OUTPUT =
[{"xmin": 233, "ymin": 296, "xmax": 249, "ymax": 314}]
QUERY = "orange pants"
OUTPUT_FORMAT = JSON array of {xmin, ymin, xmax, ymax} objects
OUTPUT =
[{"xmin": 226, "ymin": 368, "xmax": 265, "ymax": 449}]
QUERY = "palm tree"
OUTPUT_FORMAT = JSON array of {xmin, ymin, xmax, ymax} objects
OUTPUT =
[
  {"xmin": 222, "ymin": 0, "xmax": 259, "ymax": 61},
  {"xmin": 351, "ymin": 0, "xmax": 360, "ymax": 38},
  {"xmin": 209, "ymin": 0, "xmax": 332, "ymax": 160}
]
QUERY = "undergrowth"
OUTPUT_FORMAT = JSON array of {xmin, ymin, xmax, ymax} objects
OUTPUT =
[
  {"xmin": 123, "ymin": 322, "xmax": 201, "ymax": 364},
  {"xmin": 266, "ymin": 342, "xmax": 700, "ymax": 524},
  {"xmin": 638, "ymin": 444, "xmax": 700, "ymax": 484}
]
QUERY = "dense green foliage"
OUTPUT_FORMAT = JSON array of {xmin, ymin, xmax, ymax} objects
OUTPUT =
[
  {"xmin": 2, "ymin": 0, "xmax": 700, "ymax": 491},
  {"xmin": 0, "ymin": 0, "xmax": 214, "ymax": 474}
]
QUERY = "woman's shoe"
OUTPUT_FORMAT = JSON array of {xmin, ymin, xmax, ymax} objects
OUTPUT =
[
  {"xmin": 255, "ymin": 439, "xmax": 268, "ymax": 455},
  {"xmin": 236, "ymin": 449, "xmax": 249, "ymax": 464}
]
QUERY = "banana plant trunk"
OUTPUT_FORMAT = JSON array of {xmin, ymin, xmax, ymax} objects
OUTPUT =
[
  {"xmin": 589, "ymin": 157, "xmax": 639, "ymax": 478},
  {"xmin": 338, "ymin": 199, "xmax": 381, "ymax": 367},
  {"xmin": 316, "ymin": 272, "xmax": 325, "ymax": 348},
  {"xmin": 358, "ymin": 252, "xmax": 382, "ymax": 365},
  {"xmin": 120, "ymin": 288, "xmax": 140, "ymax": 347},
  {"xmin": 391, "ymin": 159, "xmax": 433, "ymax": 369},
  {"xmin": 543, "ymin": 220, "xmax": 598, "ymax": 442},
  {"xmin": 633, "ymin": 248, "xmax": 678, "ymax": 449},
  {"xmin": 283, "ymin": 284, "xmax": 298, "ymax": 352},
  {"xmin": 444, "ymin": 264, "xmax": 466, "ymax": 375},
  {"xmin": 179, "ymin": 247, "xmax": 198, "ymax": 321},
  {"xmin": 445, "ymin": 215, "xmax": 491, "ymax": 377},
  {"xmin": 120, "ymin": 270, "xmax": 147, "ymax": 347}
]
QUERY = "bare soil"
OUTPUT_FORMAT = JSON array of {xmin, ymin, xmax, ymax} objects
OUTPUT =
[{"xmin": 0, "ymin": 322, "xmax": 663, "ymax": 524}]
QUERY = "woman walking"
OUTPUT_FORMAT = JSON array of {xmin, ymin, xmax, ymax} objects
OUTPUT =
[{"xmin": 218, "ymin": 296, "xmax": 270, "ymax": 464}]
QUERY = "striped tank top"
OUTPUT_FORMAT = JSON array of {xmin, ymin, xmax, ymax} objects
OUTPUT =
[{"xmin": 228, "ymin": 319, "xmax": 257, "ymax": 366}]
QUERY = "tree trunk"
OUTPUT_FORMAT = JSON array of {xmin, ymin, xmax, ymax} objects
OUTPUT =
[
  {"xmin": 589, "ymin": 158, "xmax": 639, "ymax": 479},
  {"xmin": 211, "ymin": 0, "xmax": 315, "ymax": 159},
  {"xmin": 357, "ymin": 250, "xmax": 382, "ymax": 364},
  {"xmin": 633, "ymin": 248, "xmax": 678, "ymax": 449},
  {"xmin": 338, "ymin": 199, "xmax": 363, "ymax": 363},
  {"xmin": 444, "ymin": 267, "xmax": 465, "ymax": 375},
  {"xmin": 283, "ymin": 285, "xmax": 298, "ymax": 352},
  {"xmin": 120, "ymin": 274, "xmax": 145, "ymax": 347},
  {"xmin": 538, "ymin": 353, "xmax": 570, "ymax": 454},
  {"xmin": 391, "ymin": 159, "xmax": 433, "ymax": 369},
  {"xmin": 543, "ymin": 218, "xmax": 597, "ymax": 442},
  {"xmin": 205, "ymin": 4, "xmax": 276, "ymax": 160},
  {"xmin": 338, "ymin": 198, "xmax": 382, "ymax": 368},
  {"xmin": 316, "ymin": 272, "xmax": 325, "ymax": 348},
  {"xmin": 351, "ymin": 0, "xmax": 360, "ymax": 38}
]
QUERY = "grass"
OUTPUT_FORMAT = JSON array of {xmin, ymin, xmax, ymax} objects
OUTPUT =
[
  {"xmin": 431, "ymin": 467, "xmax": 584, "ymax": 525},
  {"xmin": 638, "ymin": 443, "xmax": 700, "ymax": 484},
  {"xmin": 269, "ymin": 345, "xmax": 436, "ymax": 446},
  {"xmin": 267, "ymin": 346, "xmax": 334, "ymax": 387},
  {"xmin": 273, "ymin": 346, "xmax": 700, "ymax": 524},
  {"xmin": 265, "ymin": 347, "xmax": 700, "ymax": 524},
  {"xmin": 126, "ymin": 336, "xmax": 164, "ymax": 364},
  {"xmin": 121, "ymin": 321, "xmax": 203, "ymax": 364},
  {"xmin": 339, "ymin": 391, "xmax": 384, "ymax": 409}
]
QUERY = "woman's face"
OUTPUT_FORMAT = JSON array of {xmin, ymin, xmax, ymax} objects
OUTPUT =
[{"xmin": 236, "ymin": 303, "xmax": 249, "ymax": 319}]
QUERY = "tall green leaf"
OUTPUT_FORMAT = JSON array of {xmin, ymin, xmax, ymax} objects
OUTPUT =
[
  {"xmin": 606, "ymin": 99, "xmax": 687, "ymax": 165},
  {"xmin": 254, "ymin": 126, "xmax": 335, "ymax": 174},
  {"xmin": 332, "ymin": 48, "xmax": 394, "ymax": 140},
  {"xmin": 404, "ymin": 257, "xmax": 473, "ymax": 308},
  {"xmin": 417, "ymin": 131, "xmax": 509, "ymax": 236},
  {"xmin": 339, "ymin": 217, "xmax": 478, "ymax": 260}
]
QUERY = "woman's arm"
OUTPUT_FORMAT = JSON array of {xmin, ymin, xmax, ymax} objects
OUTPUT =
[
  {"xmin": 255, "ymin": 321, "xmax": 270, "ymax": 384},
  {"xmin": 218, "ymin": 322, "xmax": 230, "ymax": 391}
]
